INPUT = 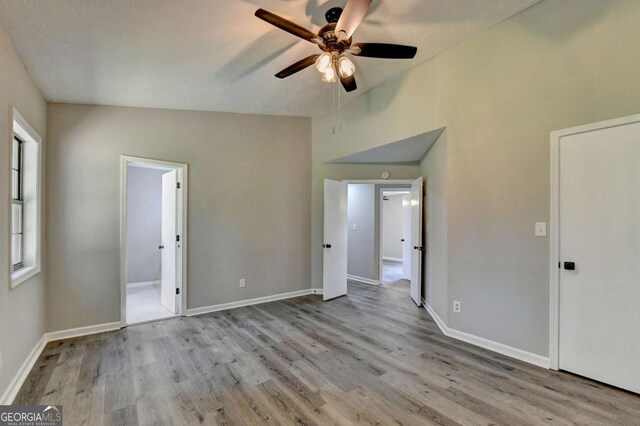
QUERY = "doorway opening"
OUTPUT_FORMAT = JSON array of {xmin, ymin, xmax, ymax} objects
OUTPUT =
[
  {"xmin": 120, "ymin": 156, "xmax": 188, "ymax": 326},
  {"xmin": 380, "ymin": 189, "xmax": 411, "ymax": 287},
  {"xmin": 324, "ymin": 178, "xmax": 423, "ymax": 305}
]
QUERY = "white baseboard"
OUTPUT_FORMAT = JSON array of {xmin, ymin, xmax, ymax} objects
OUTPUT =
[
  {"xmin": 382, "ymin": 256, "xmax": 403, "ymax": 262},
  {"xmin": 187, "ymin": 288, "xmax": 321, "ymax": 317},
  {"xmin": 423, "ymin": 301, "xmax": 550, "ymax": 369},
  {"xmin": 44, "ymin": 321, "xmax": 122, "ymax": 343},
  {"xmin": 127, "ymin": 280, "xmax": 160, "ymax": 288},
  {"xmin": 347, "ymin": 274, "xmax": 380, "ymax": 286},
  {"xmin": 0, "ymin": 335, "xmax": 46, "ymax": 405},
  {"xmin": 0, "ymin": 320, "xmax": 121, "ymax": 405}
]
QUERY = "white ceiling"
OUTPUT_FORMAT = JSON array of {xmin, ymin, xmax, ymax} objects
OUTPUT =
[{"xmin": 0, "ymin": 0, "xmax": 539, "ymax": 117}]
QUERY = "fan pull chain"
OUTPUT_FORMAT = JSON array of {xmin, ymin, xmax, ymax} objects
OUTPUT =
[
  {"xmin": 332, "ymin": 81, "xmax": 336, "ymax": 134},
  {"xmin": 338, "ymin": 82, "xmax": 342, "ymax": 132}
]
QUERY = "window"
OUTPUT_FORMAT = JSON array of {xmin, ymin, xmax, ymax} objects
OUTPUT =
[
  {"xmin": 12, "ymin": 136, "xmax": 24, "ymax": 271},
  {"xmin": 10, "ymin": 108, "xmax": 41, "ymax": 288}
]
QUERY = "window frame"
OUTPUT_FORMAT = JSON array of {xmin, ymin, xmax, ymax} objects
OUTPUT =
[
  {"xmin": 11, "ymin": 135, "xmax": 24, "ymax": 271},
  {"xmin": 9, "ymin": 107, "xmax": 42, "ymax": 289}
]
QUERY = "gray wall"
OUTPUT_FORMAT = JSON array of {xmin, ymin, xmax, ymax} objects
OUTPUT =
[
  {"xmin": 420, "ymin": 133, "xmax": 448, "ymax": 320},
  {"xmin": 382, "ymin": 195, "xmax": 404, "ymax": 259},
  {"xmin": 46, "ymin": 104, "xmax": 311, "ymax": 331},
  {"xmin": 347, "ymin": 184, "xmax": 376, "ymax": 280},
  {"xmin": 0, "ymin": 21, "xmax": 47, "ymax": 400},
  {"xmin": 126, "ymin": 166, "xmax": 164, "ymax": 284},
  {"xmin": 312, "ymin": 0, "xmax": 640, "ymax": 357}
]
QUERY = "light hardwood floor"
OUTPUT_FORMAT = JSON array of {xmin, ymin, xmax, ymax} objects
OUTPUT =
[{"xmin": 15, "ymin": 281, "xmax": 640, "ymax": 425}]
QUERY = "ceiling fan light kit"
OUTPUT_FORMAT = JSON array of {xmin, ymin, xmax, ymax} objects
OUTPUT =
[
  {"xmin": 315, "ymin": 52, "xmax": 333, "ymax": 73},
  {"xmin": 338, "ymin": 56, "xmax": 355, "ymax": 78},
  {"xmin": 321, "ymin": 65, "xmax": 338, "ymax": 83},
  {"xmin": 255, "ymin": 0, "xmax": 417, "ymax": 93}
]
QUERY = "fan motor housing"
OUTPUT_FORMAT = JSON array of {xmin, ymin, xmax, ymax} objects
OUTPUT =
[
  {"xmin": 325, "ymin": 7, "xmax": 343, "ymax": 23},
  {"xmin": 318, "ymin": 23, "xmax": 352, "ymax": 51}
]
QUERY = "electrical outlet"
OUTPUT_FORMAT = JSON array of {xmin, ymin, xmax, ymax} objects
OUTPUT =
[
  {"xmin": 239, "ymin": 278, "xmax": 246, "ymax": 288},
  {"xmin": 352, "ymin": 224, "xmax": 357, "ymax": 231},
  {"xmin": 453, "ymin": 300, "xmax": 461, "ymax": 313}
]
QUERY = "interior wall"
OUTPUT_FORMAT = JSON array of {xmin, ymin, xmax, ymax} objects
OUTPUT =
[
  {"xmin": 0, "ymin": 22, "xmax": 47, "ymax": 400},
  {"xmin": 46, "ymin": 104, "xmax": 311, "ymax": 332},
  {"xmin": 346, "ymin": 184, "xmax": 376, "ymax": 281},
  {"xmin": 382, "ymin": 195, "xmax": 404, "ymax": 260},
  {"xmin": 312, "ymin": 0, "xmax": 640, "ymax": 357},
  {"xmin": 420, "ymin": 133, "xmax": 448, "ymax": 320},
  {"xmin": 126, "ymin": 166, "xmax": 164, "ymax": 284}
]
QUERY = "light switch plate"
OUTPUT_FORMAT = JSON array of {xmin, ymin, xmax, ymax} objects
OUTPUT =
[{"xmin": 535, "ymin": 222, "xmax": 547, "ymax": 237}]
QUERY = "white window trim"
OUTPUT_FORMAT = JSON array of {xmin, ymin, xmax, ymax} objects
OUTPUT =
[{"xmin": 9, "ymin": 107, "xmax": 42, "ymax": 289}]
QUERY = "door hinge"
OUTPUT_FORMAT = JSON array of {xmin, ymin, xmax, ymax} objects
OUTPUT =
[
  {"xmin": 176, "ymin": 288, "xmax": 180, "ymax": 295},
  {"xmin": 176, "ymin": 235, "xmax": 180, "ymax": 242}
]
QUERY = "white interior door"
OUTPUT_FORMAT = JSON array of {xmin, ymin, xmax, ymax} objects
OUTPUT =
[
  {"xmin": 410, "ymin": 177, "xmax": 423, "ymax": 306},
  {"xmin": 323, "ymin": 179, "xmax": 348, "ymax": 301},
  {"xmin": 161, "ymin": 170, "xmax": 178, "ymax": 313},
  {"xmin": 559, "ymin": 121, "xmax": 640, "ymax": 394},
  {"xmin": 402, "ymin": 194, "xmax": 412, "ymax": 280}
]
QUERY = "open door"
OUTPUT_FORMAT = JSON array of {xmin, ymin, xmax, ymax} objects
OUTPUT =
[
  {"xmin": 161, "ymin": 170, "xmax": 178, "ymax": 313},
  {"xmin": 323, "ymin": 179, "xmax": 348, "ymax": 301},
  {"xmin": 402, "ymin": 194, "xmax": 412, "ymax": 280},
  {"xmin": 410, "ymin": 177, "xmax": 423, "ymax": 306}
]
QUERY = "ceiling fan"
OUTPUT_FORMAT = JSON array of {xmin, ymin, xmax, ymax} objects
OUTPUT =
[{"xmin": 255, "ymin": 0, "xmax": 417, "ymax": 93}]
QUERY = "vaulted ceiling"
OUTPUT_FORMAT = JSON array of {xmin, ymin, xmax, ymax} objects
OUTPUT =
[{"xmin": 0, "ymin": 0, "xmax": 539, "ymax": 116}]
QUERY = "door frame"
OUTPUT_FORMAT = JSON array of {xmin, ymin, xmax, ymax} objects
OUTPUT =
[
  {"xmin": 342, "ymin": 179, "xmax": 415, "ymax": 288},
  {"xmin": 549, "ymin": 112, "xmax": 640, "ymax": 370},
  {"xmin": 119, "ymin": 155, "xmax": 189, "ymax": 327},
  {"xmin": 378, "ymin": 188, "xmax": 411, "ymax": 283}
]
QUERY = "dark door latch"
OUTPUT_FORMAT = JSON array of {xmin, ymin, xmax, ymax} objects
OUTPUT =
[
  {"xmin": 564, "ymin": 262, "xmax": 576, "ymax": 271},
  {"xmin": 322, "ymin": 243, "xmax": 332, "ymax": 248}
]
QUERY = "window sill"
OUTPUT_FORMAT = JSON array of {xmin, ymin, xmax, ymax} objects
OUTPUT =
[{"xmin": 10, "ymin": 265, "xmax": 41, "ymax": 289}]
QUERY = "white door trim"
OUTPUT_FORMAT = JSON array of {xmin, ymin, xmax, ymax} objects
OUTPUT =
[
  {"xmin": 378, "ymin": 187, "xmax": 413, "ymax": 283},
  {"xmin": 343, "ymin": 179, "xmax": 415, "ymax": 184},
  {"xmin": 120, "ymin": 155, "xmax": 189, "ymax": 327},
  {"xmin": 342, "ymin": 179, "xmax": 417, "ymax": 287},
  {"xmin": 549, "ymin": 113, "xmax": 640, "ymax": 370}
]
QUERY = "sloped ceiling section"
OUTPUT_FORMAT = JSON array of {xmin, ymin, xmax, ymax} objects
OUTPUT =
[
  {"xmin": 328, "ymin": 128, "xmax": 445, "ymax": 164},
  {"xmin": 0, "ymin": 0, "xmax": 539, "ymax": 116}
]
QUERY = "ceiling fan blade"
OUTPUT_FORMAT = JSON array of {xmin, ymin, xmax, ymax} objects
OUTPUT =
[
  {"xmin": 255, "ymin": 9, "xmax": 320, "ymax": 44},
  {"xmin": 351, "ymin": 43, "xmax": 417, "ymax": 59},
  {"xmin": 335, "ymin": 0, "xmax": 372, "ymax": 40},
  {"xmin": 275, "ymin": 55, "xmax": 320, "ymax": 79},
  {"xmin": 340, "ymin": 74, "xmax": 357, "ymax": 92}
]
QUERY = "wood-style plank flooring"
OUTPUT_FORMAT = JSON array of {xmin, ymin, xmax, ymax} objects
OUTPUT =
[
  {"xmin": 15, "ymin": 281, "xmax": 640, "ymax": 425},
  {"xmin": 382, "ymin": 259, "xmax": 404, "ymax": 284}
]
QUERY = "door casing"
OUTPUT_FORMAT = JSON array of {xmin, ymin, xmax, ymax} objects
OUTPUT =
[
  {"xmin": 340, "ymin": 179, "xmax": 418, "ymax": 296},
  {"xmin": 120, "ymin": 155, "xmax": 189, "ymax": 327}
]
